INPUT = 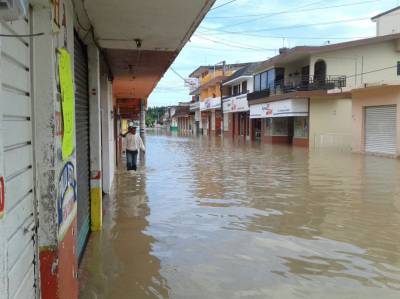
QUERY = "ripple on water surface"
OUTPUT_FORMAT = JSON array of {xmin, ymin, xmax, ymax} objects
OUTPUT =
[{"xmin": 80, "ymin": 132, "xmax": 400, "ymax": 299}]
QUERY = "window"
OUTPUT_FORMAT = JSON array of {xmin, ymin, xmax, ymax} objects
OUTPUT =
[
  {"xmin": 233, "ymin": 84, "xmax": 240, "ymax": 95},
  {"xmin": 267, "ymin": 69, "xmax": 275, "ymax": 89},
  {"xmin": 272, "ymin": 118, "xmax": 288, "ymax": 136},
  {"xmin": 294, "ymin": 117, "xmax": 309, "ymax": 138},
  {"xmin": 242, "ymin": 81, "xmax": 247, "ymax": 93},
  {"xmin": 254, "ymin": 74, "xmax": 261, "ymax": 91},
  {"xmin": 261, "ymin": 72, "xmax": 268, "ymax": 90}
]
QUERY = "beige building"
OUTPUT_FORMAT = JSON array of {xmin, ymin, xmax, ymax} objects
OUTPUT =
[
  {"xmin": 372, "ymin": 6, "xmax": 400, "ymax": 36},
  {"xmin": 248, "ymin": 32, "xmax": 400, "ymax": 156}
]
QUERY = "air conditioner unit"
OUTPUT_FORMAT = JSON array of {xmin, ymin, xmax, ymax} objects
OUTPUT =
[{"xmin": 0, "ymin": 0, "xmax": 28, "ymax": 21}]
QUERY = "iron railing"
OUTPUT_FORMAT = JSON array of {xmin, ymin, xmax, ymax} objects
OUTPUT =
[{"xmin": 248, "ymin": 75, "xmax": 346, "ymax": 101}]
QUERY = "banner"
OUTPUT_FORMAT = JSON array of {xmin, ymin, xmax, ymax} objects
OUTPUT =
[
  {"xmin": 58, "ymin": 48, "xmax": 75, "ymax": 160},
  {"xmin": 250, "ymin": 99, "xmax": 308, "ymax": 119}
]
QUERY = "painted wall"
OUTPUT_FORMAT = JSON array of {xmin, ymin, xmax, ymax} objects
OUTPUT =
[
  {"xmin": 375, "ymin": 10, "xmax": 400, "ymax": 36},
  {"xmin": 101, "ymin": 75, "xmax": 115, "ymax": 194},
  {"xmin": 352, "ymin": 86, "xmax": 400, "ymax": 156},
  {"xmin": 310, "ymin": 41, "xmax": 400, "ymax": 89},
  {"xmin": 309, "ymin": 97, "xmax": 352, "ymax": 149}
]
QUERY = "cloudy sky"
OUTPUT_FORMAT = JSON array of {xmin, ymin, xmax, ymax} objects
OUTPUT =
[{"xmin": 148, "ymin": 0, "xmax": 399, "ymax": 107}]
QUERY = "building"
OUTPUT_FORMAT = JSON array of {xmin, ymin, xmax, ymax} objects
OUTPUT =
[
  {"xmin": 248, "ymin": 28, "xmax": 400, "ymax": 155},
  {"xmin": 0, "ymin": 1, "xmax": 215, "ymax": 298},
  {"xmin": 372, "ymin": 6, "xmax": 400, "ymax": 36},
  {"xmin": 173, "ymin": 102, "xmax": 192, "ymax": 133},
  {"xmin": 222, "ymin": 62, "xmax": 262, "ymax": 141},
  {"xmin": 189, "ymin": 63, "xmax": 249, "ymax": 136}
]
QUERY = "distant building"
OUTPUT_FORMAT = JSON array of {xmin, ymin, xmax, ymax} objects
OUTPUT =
[{"xmin": 372, "ymin": 6, "xmax": 400, "ymax": 36}]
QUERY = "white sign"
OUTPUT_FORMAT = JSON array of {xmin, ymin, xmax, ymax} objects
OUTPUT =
[
  {"xmin": 185, "ymin": 78, "xmax": 200, "ymax": 92},
  {"xmin": 250, "ymin": 99, "xmax": 308, "ymax": 119},
  {"xmin": 200, "ymin": 97, "xmax": 221, "ymax": 111},
  {"xmin": 223, "ymin": 94, "xmax": 249, "ymax": 113}
]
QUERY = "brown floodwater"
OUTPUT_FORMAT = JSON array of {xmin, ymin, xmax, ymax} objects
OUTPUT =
[{"xmin": 79, "ymin": 131, "xmax": 400, "ymax": 299}]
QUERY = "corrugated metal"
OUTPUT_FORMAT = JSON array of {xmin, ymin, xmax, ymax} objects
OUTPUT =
[
  {"xmin": 365, "ymin": 105, "xmax": 397, "ymax": 155},
  {"xmin": 74, "ymin": 34, "xmax": 90, "ymax": 260},
  {"xmin": 0, "ymin": 16, "xmax": 37, "ymax": 299}
]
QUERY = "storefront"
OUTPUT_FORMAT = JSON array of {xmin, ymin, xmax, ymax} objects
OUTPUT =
[
  {"xmin": 223, "ymin": 94, "xmax": 250, "ymax": 140},
  {"xmin": 201, "ymin": 97, "xmax": 222, "ymax": 136},
  {"xmin": 250, "ymin": 98, "xmax": 309, "ymax": 146}
]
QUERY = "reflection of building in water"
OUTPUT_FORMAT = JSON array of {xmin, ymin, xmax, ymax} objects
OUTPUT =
[{"xmin": 79, "ymin": 171, "xmax": 170, "ymax": 298}]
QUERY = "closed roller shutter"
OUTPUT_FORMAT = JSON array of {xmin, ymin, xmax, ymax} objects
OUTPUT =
[
  {"xmin": 365, "ymin": 105, "xmax": 397, "ymax": 155},
  {"xmin": 74, "ymin": 33, "xmax": 91, "ymax": 260},
  {"xmin": 0, "ymin": 16, "xmax": 37, "ymax": 299}
]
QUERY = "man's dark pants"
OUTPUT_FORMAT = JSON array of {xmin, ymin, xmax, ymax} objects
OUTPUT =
[{"xmin": 126, "ymin": 150, "xmax": 138, "ymax": 171}]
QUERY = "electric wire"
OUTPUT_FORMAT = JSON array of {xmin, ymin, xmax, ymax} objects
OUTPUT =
[
  {"xmin": 207, "ymin": 0, "xmax": 380, "ymax": 19},
  {"xmin": 210, "ymin": 0, "xmax": 239, "ymax": 11},
  {"xmin": 0, "ymin": 32, "xmax": 44, "ymax": 37}
]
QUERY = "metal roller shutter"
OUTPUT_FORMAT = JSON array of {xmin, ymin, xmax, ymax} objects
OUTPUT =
[
  {"xmin": 74, "ymin": 34, "xmax": 91, "ymax": 260},
  {"xmin": 0, "ymin": 16, "xmax": 37, "ymax": 299},
  {"xmin": 365, "ymin": 105, "xmax": 397, "ymax": 155}
]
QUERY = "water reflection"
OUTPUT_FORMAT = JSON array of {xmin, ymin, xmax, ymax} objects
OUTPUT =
[
  {"xmin": 81, "ymin": 131, "xmax": 400, "ymax": 299},
  {"xmin": 79, "ymin": 169, "xmax": 169, "ymax": 299}
]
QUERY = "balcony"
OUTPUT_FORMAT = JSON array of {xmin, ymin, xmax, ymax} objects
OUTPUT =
[
  {"xmin": 222, "ymin": 90, "xmax": 249, "ymax": 100},
  {"xmin": 248, "ymin": 75, "xmax": 346, "ymax": 102}
]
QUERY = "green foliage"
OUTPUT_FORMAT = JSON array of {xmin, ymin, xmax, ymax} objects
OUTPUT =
[{"xmin": 146, "ymin": 106, "xmax": 166, "ymax": 127}]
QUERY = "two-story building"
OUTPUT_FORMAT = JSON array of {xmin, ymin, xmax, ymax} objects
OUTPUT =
[
  {"xmin": 222, "ymin": 62, "xmax": 261, "ymax": 141},
  {"xmin": 248, "ymin": 31, "xmax": 400, "ymax": 156},
  {"xmin": 189, "ymin": 63, "xmax": 249, "ymax": 136}
]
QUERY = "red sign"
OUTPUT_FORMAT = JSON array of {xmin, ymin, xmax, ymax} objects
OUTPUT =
[{"xmin": 0, "ymin": 177, "xmax": 4, "ymax": 219}]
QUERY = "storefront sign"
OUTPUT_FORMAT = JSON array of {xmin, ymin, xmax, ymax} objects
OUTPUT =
[
  {"xmin": 58, "ymin": 48, "xmax": 75, "ymax": 160},
  {"xmin": 58, "ymin": 162, "xmax": 77, "ymax": 238},
  {"xmin": 200, "ymin": 97, "xmax": 221, "ymax": 111},
  {"xmin": 223, "ymin": 94, "xmax": 249, "ymax": 113},
  {"xmin": 250, "ymin": 99, "xmax": 308, "ymax": 119}
]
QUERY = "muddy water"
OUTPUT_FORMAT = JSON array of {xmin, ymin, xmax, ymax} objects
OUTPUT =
[{"xmin": 79, "ymin": 132, "xmax": 400, "ymax": 299}]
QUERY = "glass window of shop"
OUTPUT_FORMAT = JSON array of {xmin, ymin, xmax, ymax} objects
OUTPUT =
[
  {"xmin": 267, "ymin": 68, "xmax": 275, "ymax": 89},
  {"xmin": 264, "ymin": 118, "xmax": 272, "ymax": 136},
  {"xmin": 294, "ymin": 117, "xmax": 309, "ymax": 138},
  {"xmin": 272, "ymin": 117, "xmax": 288, "ymax": 136}
]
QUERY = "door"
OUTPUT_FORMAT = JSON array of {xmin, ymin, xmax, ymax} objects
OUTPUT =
[
  {"xmin": 74, "ymin": 33, "xmax": 91, "ymax": 260},
  {"xmin": 0, "ymin": 16, "xmax": 38, "ymax": 299},
  {"xmin": 365, "ymin": 105, "xmax": 397, "ymax": 155},
  {"xmin": 288, "ymin": 117, "xmax": 294, "ymax": 145}
]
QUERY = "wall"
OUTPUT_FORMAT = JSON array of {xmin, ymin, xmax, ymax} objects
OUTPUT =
[
  {"xmin": 310, "ymin": 41, "xmax": 400, "ymax": 89},
  {"xmin": 352, "ymin": 85, "xmax": 400, "ymax": 156},
  {"xmin": 309, "ymin": 97, "xmax": 352, "ymax": 149},
  {"xmin": 375, "ymin": 11, "xmax": 400, "ymax": 36},
  {"xmin": 282, "ymin": 58, "xmax": 310, "ymax": 86}
]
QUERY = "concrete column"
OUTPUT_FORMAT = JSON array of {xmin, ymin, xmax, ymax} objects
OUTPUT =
[
  {"xmin": 140, "ymin": 99, "xmax": 146, "ymax": 136},
  {"xmin": 88, "ymin": 45, "xmax": 102, "ymax": 232},
  {"xmin": 32, "ymin": 2, "xmax": 78, "ymax": 298}
]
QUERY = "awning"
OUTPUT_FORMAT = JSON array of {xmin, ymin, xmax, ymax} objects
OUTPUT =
[{"xmin": 250, "ymin": 99, "xmax": 308, "ymax": 119}]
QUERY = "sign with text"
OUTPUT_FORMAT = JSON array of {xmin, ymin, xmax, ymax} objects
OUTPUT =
[
  {"xmin": 200, "ymin": 97, "xmax": 221, "ymax": 111},
  {"xmin": 58, "ymin": 48, "xmax": 75, "ymax": 160},
  {"xmin": 250, "ymin": 99, "xmax": 308, "ymax": 119},
  {"xmin": 223, "ymin": 94, "xmax": 249, "ymax": 113}
]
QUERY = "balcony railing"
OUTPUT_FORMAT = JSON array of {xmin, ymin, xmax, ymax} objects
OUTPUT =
[{"xmin": 248, "ymin": 75, "xmax": 346, "ymax": 101}]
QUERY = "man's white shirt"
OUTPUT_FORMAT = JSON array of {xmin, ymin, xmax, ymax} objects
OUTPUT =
[{"xmin": 125, "ymin": 133, "xmax": 145, "ymax": 152}]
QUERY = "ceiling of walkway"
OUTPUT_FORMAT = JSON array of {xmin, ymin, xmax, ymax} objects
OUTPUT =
[{"xmin": 75, "ymin": 0, "xmax": 215, "ymax": 100}]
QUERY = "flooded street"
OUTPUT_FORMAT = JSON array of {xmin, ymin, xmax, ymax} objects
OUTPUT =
[{"xmin": 80, "ymin": 132, "xmax": 400, "ymax": 299}]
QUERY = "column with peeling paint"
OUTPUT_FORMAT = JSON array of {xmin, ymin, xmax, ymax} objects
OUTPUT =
[
  {"xmin": 32, "ymin": 1, "xmax": 79, "ymax": 298},
  {"xmin": 88, "ymin": 44, "xmax": 103, "ymax": 232}
]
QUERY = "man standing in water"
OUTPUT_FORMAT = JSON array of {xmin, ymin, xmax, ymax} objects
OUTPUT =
[{"xmin": 121, "ymin": 126, "xmax": 145, "ymax": 171}]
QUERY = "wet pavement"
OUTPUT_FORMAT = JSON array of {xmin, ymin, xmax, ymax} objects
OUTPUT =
[{"xmin": 80, "ymin": 131, "xmax": 400, "ymax": 299}]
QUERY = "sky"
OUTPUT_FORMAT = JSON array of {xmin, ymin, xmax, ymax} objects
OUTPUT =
[{"xmin": 148, "ymin": 0, "xmax": 399, "ymax": 107}]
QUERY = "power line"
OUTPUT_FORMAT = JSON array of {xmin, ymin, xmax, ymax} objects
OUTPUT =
[
  {"xmin": 170, "ymin": 67, "xmax": 187, "ymax": 81},
  {"xmin": 201, "ymin": 16, "xmax": 370, "ymax": 34},
  {"xmin": 210, "ymin": 0, "xmax": 239, "ymax": 11},
  {"xmin": 213, "ymin": 0, "xmax": 330, "ymax": 28},
  {"xmin": 195, "ymin": 32, "xmax": 372, "ymax": 40},
  {"xmin": 195, "ymin": 35, "xmax": 278, "ymax": 51},
  {"xmin": 207, "ymin": 0, "xmax": 380, "ymax": 20}
]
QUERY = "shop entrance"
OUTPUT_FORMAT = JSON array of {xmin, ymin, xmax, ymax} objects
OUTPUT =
[
  {"xmin": 252, "ymin": 119, "xmax": 262, "ymax": 141},
  {"xmin": 288, "ymin": 117, "xmax": 294, "ymax": 144}
]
